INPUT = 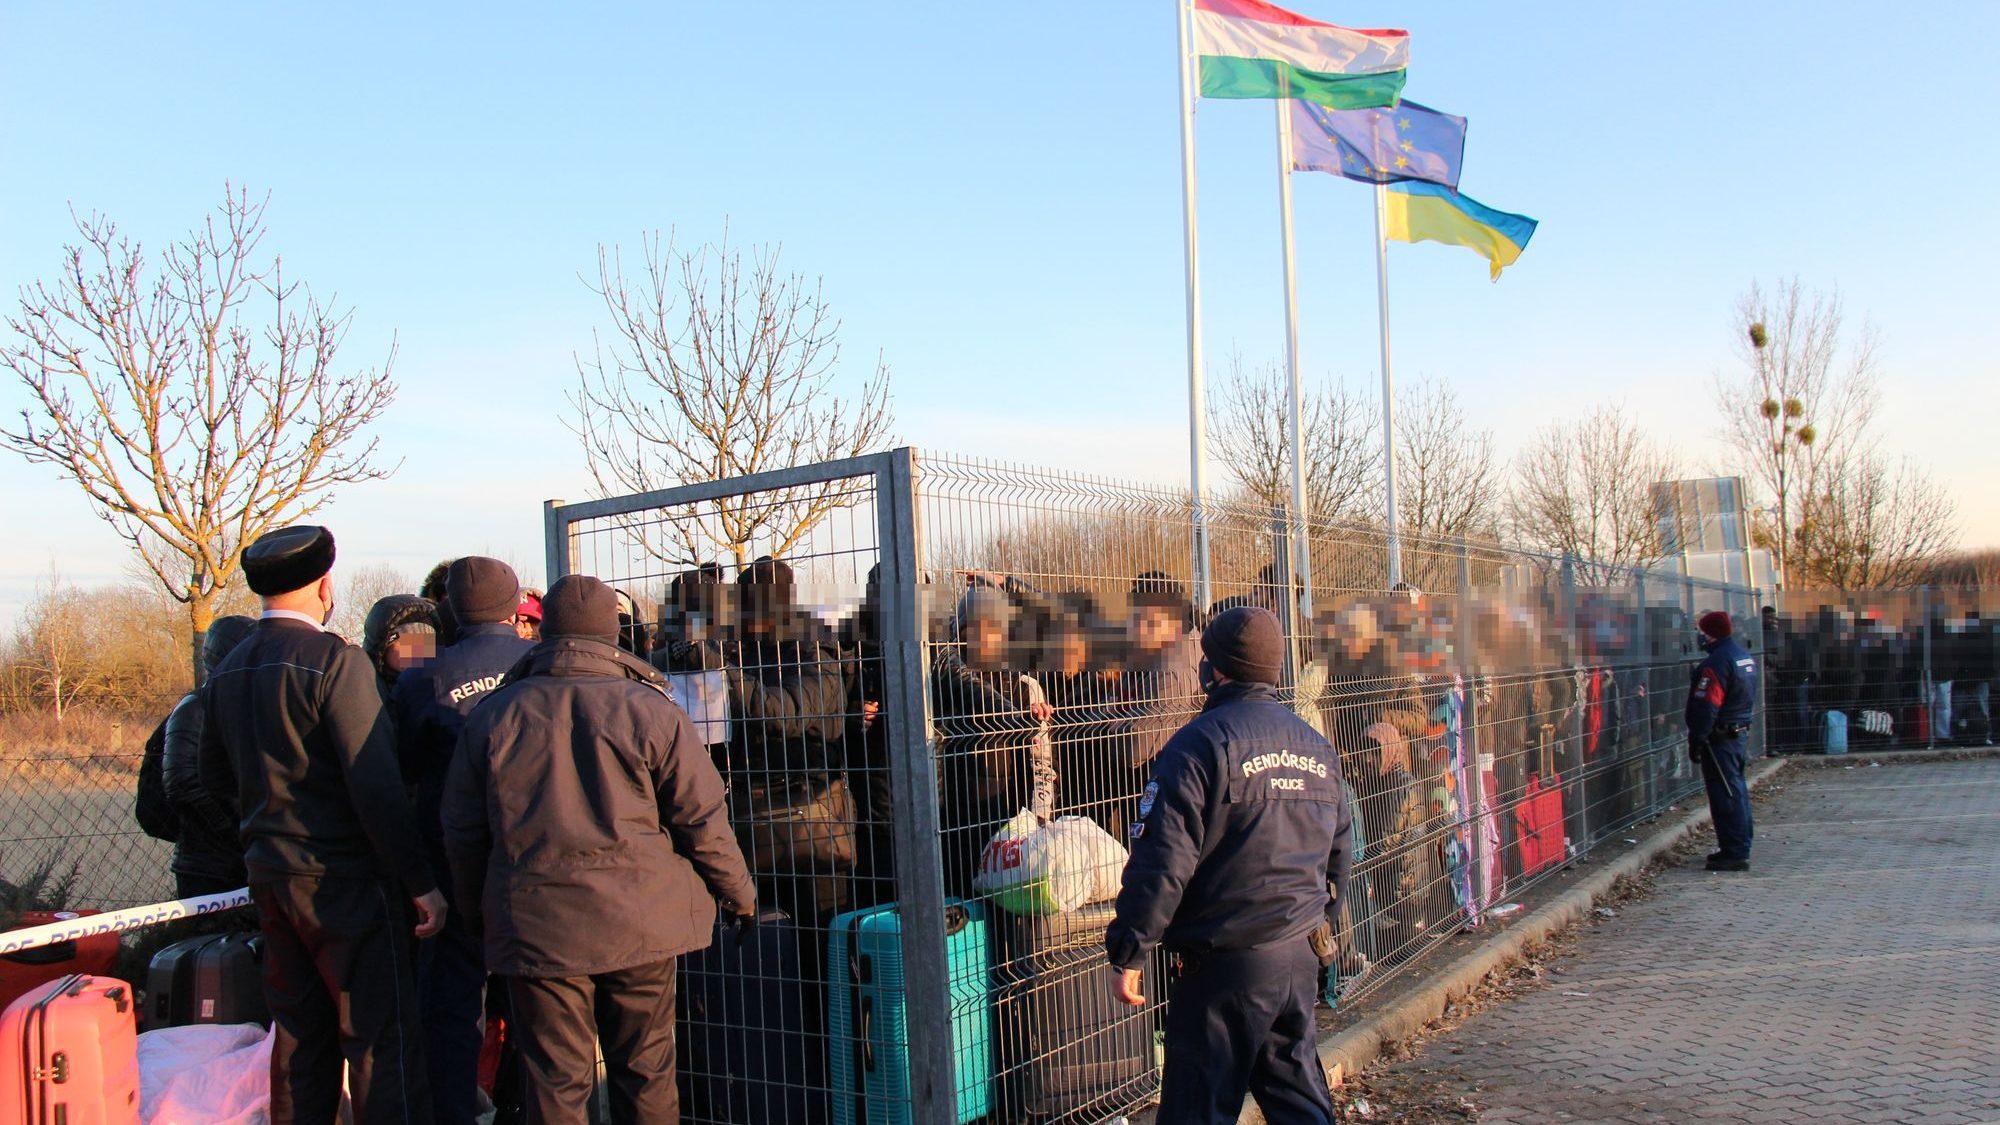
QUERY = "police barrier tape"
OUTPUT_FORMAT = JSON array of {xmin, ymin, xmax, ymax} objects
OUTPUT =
[{"xmin": 0, "ymin": 888, "xmax": 250, "ymax": 955}]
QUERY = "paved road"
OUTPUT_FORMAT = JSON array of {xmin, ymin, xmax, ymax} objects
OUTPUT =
[{"xmin": 1383, "ymin": 758, "xmax": 2000, "ymax": 1125}]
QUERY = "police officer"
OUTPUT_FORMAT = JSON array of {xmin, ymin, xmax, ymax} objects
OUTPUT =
[
  {"xmin": 1687, "ymin": 610, "xmax": 1758, "ymax": 872},
  {"xmin": 1107, "ymin": 606, "xmax": 1352, "ymax": 1125},
  {"xmin": 198, "ymin": 526, "xmax": 443, "ymax": 1124},
  {"xmin": 390, "ymin": 556, "xmax": 533, "ymax": 1125}
]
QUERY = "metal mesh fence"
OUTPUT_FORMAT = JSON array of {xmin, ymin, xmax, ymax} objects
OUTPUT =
[
  {"xmin": 543, "ymin": 448, "xmax": 1772, "ymax": 1124},
  {"xmin": 7, "ymin": 445, "xmax": 1991, "ymax": 1122},
  {"xmin": 1769, "ymin": 589, "xmax": 1998, "ymax": 753},
  {"xmin": 0, "ymin": 718, "xmax": 176, "ymax": 914}
]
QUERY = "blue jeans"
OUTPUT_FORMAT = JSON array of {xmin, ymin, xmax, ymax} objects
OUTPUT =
[{"xmin": 1695, "ymin": 733, "xmax": 1754, "ymax": 861}]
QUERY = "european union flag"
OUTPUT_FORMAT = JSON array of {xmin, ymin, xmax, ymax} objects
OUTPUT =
[{"xmin": 1289, "ymin": 99, "xmax": 1466, "ymax": 189}]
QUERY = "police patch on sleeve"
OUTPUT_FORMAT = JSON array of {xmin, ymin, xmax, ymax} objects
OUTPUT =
[{"xmin": 1130, "ymin": 780, "xmax": 1159, "ymax": 840}]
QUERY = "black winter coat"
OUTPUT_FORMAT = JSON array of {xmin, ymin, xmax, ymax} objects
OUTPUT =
[
  {"xmin": 443, "ymin": 638, "xmax": 755, "ymax": 978},
  {"xmin": 163, "ymin": 691, "xmax": 248, "ymax": 885},
  {"xmin": 134, "ymin": 715, "xmax": 178, "ymax": 843},
  {"xmin": 198, "ymin": 617, "xmax": 435, "ymax": 897}
]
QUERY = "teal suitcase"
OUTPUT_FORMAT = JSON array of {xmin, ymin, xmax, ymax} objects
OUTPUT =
[{"xmin": 828, "ymin": 899, "xmax": 992, "ymax": 1125}]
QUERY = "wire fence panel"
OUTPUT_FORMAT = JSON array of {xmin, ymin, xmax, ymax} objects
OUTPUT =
[
  {"xmin": 1769, "ymin": 589, "xmax": 1999, "ymax": 753},
  {"xmin": 22, "ymin": 445, "xmax": 1997, "ymax": 1124},
  {"xmin": 0, "ymin": 721, "xmax": 175, "ymax": 914}
]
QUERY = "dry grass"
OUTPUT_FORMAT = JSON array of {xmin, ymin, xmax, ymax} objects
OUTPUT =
[{"xmin": 0, "ymin": 709, "xmax": 150, "ymax": 790}]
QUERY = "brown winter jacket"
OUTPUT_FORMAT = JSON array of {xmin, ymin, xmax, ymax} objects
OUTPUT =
[{"xmin": 442, "ymin": 637, "xmax": 755, "ymax": 978}]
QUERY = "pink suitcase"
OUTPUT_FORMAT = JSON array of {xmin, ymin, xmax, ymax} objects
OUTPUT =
[{"xmin": 0, "ymin": 973, "xmax": 140, "ymax": 1125}]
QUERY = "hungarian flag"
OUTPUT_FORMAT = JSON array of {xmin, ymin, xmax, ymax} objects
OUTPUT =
[{"xmin": 1194, "ymin": 0, "xmax": 1408, "ymax": 110}]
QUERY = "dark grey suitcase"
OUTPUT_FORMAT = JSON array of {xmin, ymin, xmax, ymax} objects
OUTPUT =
[
  {"xmin": 993, "ymin": 902, "xmax": 1158, "ymax": 1123},
  {"xmin": 143, "ymin": 932, "xmax": 267, "ymax": 1030}
]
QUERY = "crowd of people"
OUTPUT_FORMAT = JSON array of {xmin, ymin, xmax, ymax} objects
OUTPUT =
[
  {"xmin": 127, "ymin": 519, "xmax": 1777, "ymax": 1125},
  {"xmin": 1762, "ymin": 602, "xmax": 1999, "ymax": 751}
]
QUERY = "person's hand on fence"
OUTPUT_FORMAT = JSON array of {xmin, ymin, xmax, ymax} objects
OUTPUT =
[
  {"xmin": 1110, "ymin": 966, "xmax": 1145, "ymax": 1007},
  {"xmin": 668, "ymin": 639, "xmax": 724, "ymax": 671},
  {"xmin": 861, "ymin": 700, "xmax": 881, "ymax": 731},
  {"xmin": 1030, "ymin": 699, "xmax": 1054, "ymax": 724},
  {"xmin": 412, "ymin": 889, "xmax": 448, "ymax": 939}
]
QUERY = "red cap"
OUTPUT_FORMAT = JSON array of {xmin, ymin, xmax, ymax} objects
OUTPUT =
[
  {"xmin": 1698, "ymin": 610, "xmax": 1733, "ymax": 640},
  {"xmin": 516, "ymin": 591, "xmax": 543, "ymax": 622}
]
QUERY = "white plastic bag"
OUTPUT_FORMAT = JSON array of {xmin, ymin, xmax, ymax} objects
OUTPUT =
[
  {"xmin": 139, "ymin": 1023, "xmax": 272, "ymax": 1125},
  {"xmin": 140, "ymin": 1025, "xmax": 355, "ymax": 1125},
  {"xmin": 973, "ymin": 810, "xmax": 1129, "ymax": 916}
]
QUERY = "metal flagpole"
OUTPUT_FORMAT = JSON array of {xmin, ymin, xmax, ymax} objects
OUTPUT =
[
  {"xmin": 1176, "ymin": 0, "xmax": 1212, "ymax": 611},
  {"xmin": 1276, "ymin": 98, "xmax": 1313, "ymax": 621},
  {"xmin": 1373, "ymin": 181, "xmax": 1404, "ymax": 587}
]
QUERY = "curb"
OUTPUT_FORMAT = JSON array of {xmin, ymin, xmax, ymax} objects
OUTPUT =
[
  {"xmin": 1234, "ymin": 756, "xmax": 1793, "ymax": 1123},
  {"xmin": 1779, "ymin": 744, "xmax": 2000, "ymax": 768}
]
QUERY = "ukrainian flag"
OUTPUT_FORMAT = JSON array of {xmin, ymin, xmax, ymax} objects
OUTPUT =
[{"xmin": 1385, "ymin": 182, "xmax": 1537, "ymax": 280}]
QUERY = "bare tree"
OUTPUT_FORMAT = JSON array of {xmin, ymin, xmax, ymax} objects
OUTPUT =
[
  {"xmin": 1508, "ymin": 405, "xmax": 1681, "ymax": 580},
  {"xmin": 1208, "ymin": 353, "xmax": 1379, "ymax": 526},
  {"xmin": 331, "ymin": 564, "xmax": 415, "ymax": 642},
  {"xmin": 1791, "ymin": 449, "xmax": 1956, "ymax": 592},
  {"xmin": 1395, "ymin": 378, "xmax": 1500, "ymax": 589},
  {"xmin": 0, "ymin": 188, "xmax": 399, "ymax": 681},
  {"xmin": 1718, "ymin": 279, "xmax": 1877, "ymax": 585},
  {"xmin": 570, "ymin": 231, "xmax": 894, "ymax": 568},
  {"xmin": 12, "ymin": 570, "xmax": 105, "ymax": 725},
  {"xmin": 1924, "ymin": 548, "xmax": 2000, "ymax": 589}
]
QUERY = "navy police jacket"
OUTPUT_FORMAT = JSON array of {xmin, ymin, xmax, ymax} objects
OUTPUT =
[
  {"xmin": 392, "ymin": 622, "xmax": 534, "ymax": 816},
  {"xmin": 1685, "ymin": 635, "xmax": 1758, "ymax": 744},
  {"xmin": 1106, "ymin": 681, "xmax": 1352, "ymax": 971}
]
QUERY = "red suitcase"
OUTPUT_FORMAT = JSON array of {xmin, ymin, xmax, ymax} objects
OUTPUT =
[
  {"xmin": 0, "ymin": 974, "xmax": 141, "ymax": 1125},
  {"xmin": 0, "ymin": 912, "xmax": 120, "ymax": 1012},
  {"xmin": 1515, "ymin": 772, "xmax": 1569, "ymax": 878}
]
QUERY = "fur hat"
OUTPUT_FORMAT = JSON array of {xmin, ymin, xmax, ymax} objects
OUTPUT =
[{"xmin": 242, "ymin": 526, "xmax": 336, "ymax": 596}]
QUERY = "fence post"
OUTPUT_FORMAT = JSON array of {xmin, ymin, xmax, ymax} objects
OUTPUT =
[
  {"xmin": 1923, "ymin": 585, "xmax": 1936, "ymax": 750},
  {"xmin": 874, "ymin": 449, "xmax": 956, "ymax": 1123},
  {"xmin": 1752, "ymin": 585, "xmax": 1769, "ymax": 759},
  {"xmin": 1561, "ymin": 553, "xmax": 1590, "ymax": 850},
  {"xmin": 1272, "ymin": 506, "xmax": 1301, "ymax": 689},
  {"xmin": 541, "ymin": 500, "xmax": 570, "ymax": 585},
  {"xmin": 1457, "ymin": 537, "xmax": 1489, "ymax": 919},
  {"xmin": 1633, "ymin": 568, "xmax": 1653, "ymax": 811}
]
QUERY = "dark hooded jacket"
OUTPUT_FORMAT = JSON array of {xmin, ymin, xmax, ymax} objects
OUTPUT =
[
  {"xmin": 160, "ymin": 617, "xmax": 257, "ymax": 885},
  {"xmin": 442, "ymin": 637, "xmax": 755, "ymax": 977}
]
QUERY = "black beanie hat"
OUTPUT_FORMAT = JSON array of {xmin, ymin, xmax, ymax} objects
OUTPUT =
[
  {"xmin": 447, "ymin": 557, "xmax": 521, "ymax": 625},
  {"xmin": 242, "ymin": 526, "xmax": 336, "ymax": 596},
  {"xmin": 542, "ymin": 575, "xmax": 620, "ymax": 644},
  {"xmin": 202, "ymin": 615, "xmax": 258, "ymax": 674},
  {"xmin": 1201, "ymin": 605, "xmax": 1285, "ymax": 686}
]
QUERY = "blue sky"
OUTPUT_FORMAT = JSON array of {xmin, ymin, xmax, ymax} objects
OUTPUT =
[{"xmin": 2, "ymin": 1, "xmax": 1996, "ymax": 622}]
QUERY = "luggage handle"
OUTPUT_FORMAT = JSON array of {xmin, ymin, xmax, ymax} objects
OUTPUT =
[{"xmin": 859, "ymin": 995, "xmax": 875, "ymax": 1073}]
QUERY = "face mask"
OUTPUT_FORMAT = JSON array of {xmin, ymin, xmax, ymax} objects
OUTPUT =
[{"xmin": 1198, "ymin": 656, "xmax": 1219, "ymax": 695}]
